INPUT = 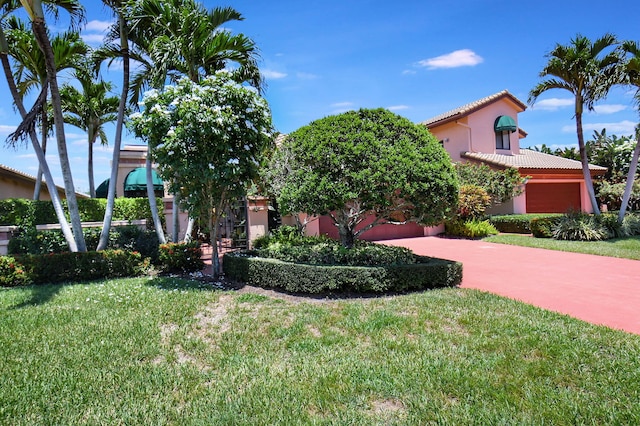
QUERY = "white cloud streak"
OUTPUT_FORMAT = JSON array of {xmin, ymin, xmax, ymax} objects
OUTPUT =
[
  {"xmin": 387, "ymin": 105, "xmax": 409, "ymax": 111},
  {"xmin": 418, "ymin": 49, "xmax": 483, "ymax": 70},
  {"xmin": 592, "ymin": 104, "xmax": 627, "ymax": 114},
  {"xmin": 262, "ymin": 69, "xmax": 287, "ymax": 79},
  {"xmin": 562, "ymin": 120, "xmax": 638, "ymax": 134},
  {"xmin": 531, "ymin": 98, "xmax": 573, "ymax": 111}
]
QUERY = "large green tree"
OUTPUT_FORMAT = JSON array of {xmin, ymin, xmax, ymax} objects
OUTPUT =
[
  {"xmin": 273, "ymin": 108, "xmax": 459, "ymax": 248},
  {"xmin": 60, "ymin": 65, "xmax": 118, "ymax": 198},
  {"xmin": 129, "ymin": 74, "xmax": 273, "ymax": 276},
  {"xmin": 529, "ymin": 34, "xmax": 624, "ymax": 215}
]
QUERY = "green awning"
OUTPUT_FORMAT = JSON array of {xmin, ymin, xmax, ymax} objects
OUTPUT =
[
  {"xmin": 123, "ymin": 168, "xmax": 164, "ymax": 192},
  {"xmin": 494, "ymin": 115, "xmax": 517, "ymax": 132},
  {"xmin": 96, "ymin": 178, "xmax": 109, "ymax": 198}
]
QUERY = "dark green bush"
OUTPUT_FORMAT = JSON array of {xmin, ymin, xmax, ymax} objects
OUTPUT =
[
  {"xmin": 530, "ymin": 216, "xmax": 561, "ymax": 238},
  {"xmin": 0, "ymin": 256, "xmax": 31, "ymax": 286},
  {"xmin": 622, "ymin": 213, "xmax": 640, "ymax": 235},
  {"xmin": 158, "ymin": 242, "xmax": 204, "ymax": 273},
  {"xmin": 445, "ymin": 219, "xmax": 498, "ymax": 239},
  {"xmin": 223, "ymin": 251, "xmax": 462, "ymax": 294},
  {"xmin": 8, "ymin": 225, "xmax": 159, "ymax": 258},
  {"xmin": 9, "ymin": 250, "xmax": 149, "ymax": 285}
]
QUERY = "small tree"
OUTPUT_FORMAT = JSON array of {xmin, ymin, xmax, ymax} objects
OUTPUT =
[
  {"xmin": 455, "ymin": 162, "xmax": 526, "ymax": 206},
  {"xmin": 128, "ymin": 73, "xmax": 273, "ymax": 276},
  {"xmin": 275, "ymin": 108, "xmax": 459, "ymax": 248}
]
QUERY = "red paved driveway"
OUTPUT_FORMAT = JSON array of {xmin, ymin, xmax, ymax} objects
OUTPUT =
[{"xmin": 382, "ymin": 236, "xmax": 640, "ymax": 335}]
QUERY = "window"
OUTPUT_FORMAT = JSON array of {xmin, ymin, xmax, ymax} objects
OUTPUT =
[{"xmin": 495, "ymin": 131, "xmax": 510, "ymax": 150}]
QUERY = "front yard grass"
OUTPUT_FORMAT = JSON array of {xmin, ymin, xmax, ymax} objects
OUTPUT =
[
  {"xmin": 484, "ymin": 234, "xmax": 640, "ymax": 260},
  {"xmin": 1, "ymin": 277, "xmax": 639, "ymax": 424}
]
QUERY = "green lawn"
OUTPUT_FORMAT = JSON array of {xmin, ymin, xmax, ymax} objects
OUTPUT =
[
  {"xmin": 1, "ymin": 277, "xmax": 639, "ymax": 424},
  {"xmin": 483, "ymin": 234, "xmax": 640, "ymax": 260}
]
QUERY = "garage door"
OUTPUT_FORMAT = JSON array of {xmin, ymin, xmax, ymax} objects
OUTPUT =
[{"xmin": 526, "ymin": 183, "xmax": 581, "ymax": 213}]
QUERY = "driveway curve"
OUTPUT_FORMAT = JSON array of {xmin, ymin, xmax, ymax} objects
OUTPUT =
[{"xmin": 382, "ymin": 236, "xmax": 640, "ymax": 335}]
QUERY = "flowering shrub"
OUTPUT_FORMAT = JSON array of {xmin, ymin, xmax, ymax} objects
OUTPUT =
[
  {"xmin": 0, "ymin": 256, "xmax": 31, "ymax": 287},
  {"xmin": 158, "ymin": 242, "xmax": 204, "ymax": 273}
]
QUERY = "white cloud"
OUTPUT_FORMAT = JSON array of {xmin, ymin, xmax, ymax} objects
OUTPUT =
[
  {"xmin": 85, "ymin": 20, "xmax": 112, "ymax": 32},
  {"xmin": 387, "ymin": 105, "xmax": 409, "ymax": 111},
  {"xmin": 562, "ymin": 120, "xmax": 638, "ymax": 134},
  {"xmin": 418, "ymin": 49, "xmax": 483, "ymax": 70},
  {"xmin": 0, "ymin": 124, "xmax": 16, "ymax": 135},
  {"xmin": 81, "ymin": 33, "xmax": 106, "ymax": 44},
  {"xmin": 592, "ymin": 104, "xmax": 627, "ymax": 114},
  {"xmin": 402, "ymin": 69, "xmax": 417, "ymax": 75},
  {"xmin": 262, "ymin": 69, "xmax": 287, "ymax": 79},
  {"xmin": 531, "ymin": 98, "xmax": 573, "ymax": 111}
]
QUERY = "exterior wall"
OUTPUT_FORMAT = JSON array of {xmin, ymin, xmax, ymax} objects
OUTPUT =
[
  {"xmin": 117, "ymin": 145, "xmax": 149, "ymax": 198},
  {"xmin": 247, "ymin": 197, "xmax": 270, "ymax": 248},
  {"xmin": 428, "ymin": 121, "xmax": 471, "ymax": 162},
  {"xmin": 0, "ymin": 174, "xmax": 64, "ymax": 201}
]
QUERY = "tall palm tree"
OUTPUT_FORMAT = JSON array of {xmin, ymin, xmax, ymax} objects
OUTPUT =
[
  {"xmin": 618, "ymin": 40, "xmax": 640, "ymax": 221},
  {"xmin": 5, "ymin": 16, "xmax": 88, "ymax": 199},
  {"xmin": 14, "ymin": 0, "xmax": 87, "ymax": 251},
  {"xmin": 529, "ymin": 34, "xmax": 624, "ymax": 215},
  {"xmin": 0, "ymin": 0, "xmax": 83, "ymax": 251},
  {"xmin": 60, "ymin": 65, "xmax": 118, "ymax": 198}
]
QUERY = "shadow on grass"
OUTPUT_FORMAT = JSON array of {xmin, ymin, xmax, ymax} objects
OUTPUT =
[{"xmin": 9, "ymin": 283, "xmax": 65, "ymax": 310}]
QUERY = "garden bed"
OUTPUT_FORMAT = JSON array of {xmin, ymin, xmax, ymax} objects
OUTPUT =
[{"xmin": 223, "ymin": 250, "xmax": 462, "ymax": 294}]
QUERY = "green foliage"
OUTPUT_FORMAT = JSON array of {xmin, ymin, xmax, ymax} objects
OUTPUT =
[
  {"xmin": 0, "ymin": 197, "xmax": 163, "ymax": 227},
  {"xmin": 597, "ymin": 180, "xmax": 640, "ymax": 211},
  {"xmin": 0, "ymin": 256, "xmax": 31, "ymax": 287},
  {"xmin": 8, "ymin": 250, "xmax": 148, "ymax": 285},
  {"xmin": 530, "ymin": 216, "xmax": 562, "ymax": 238},
  {"xmin": 252, "ymin": 225, "xmax": 319, "ymax": 249},
  {"xmin": 272, "ymin": 108, "xmax": 458, "ymax": 247},
  {"xmin": 456, "ymin": 184, "xmax": 492, "ymax": 220},
  {"xmin": 223, "ymin": 251, "xmax": 462, "ymax": 293},
  {"xmin": 445, "ymin": 219, "xmax": 499, "ymax": 239},
  {"xmin": 255, "ymin": 238, "xmax": 416, "ymax": 267},
  {"xmin": 8, "ymin": 225, "xmax": 160, "ymax": 261},
  {"xmin": 455, "ymin": 162, "xmax": 526, "ymax": 205},
  {"xmin": 158, "ymin": 242, "xmax": 204, "ymax": 273},
  {"xmin": 622, "ymin": 213, "xmax": 640, "ymax": 235},
  {"xmin": 490, "ymin": 214, "xmax": 563, "ymax": 234},
  {"xmin": 552, "ymin": 212, "xmax": 610, "ymax": 241}
]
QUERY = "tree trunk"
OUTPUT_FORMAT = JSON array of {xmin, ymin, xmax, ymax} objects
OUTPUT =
[
  {"xmin": 337, "ymin": 223, "xmax": 355, "ymax": 248},
  {"xmin": 0, "ymin": 31, "xmax": 77, "ymax": 251},
  {"xmin": 97, "ymin": 13, "xmax": 129, "ymax": 251},
  {"xmin": 172, "ymin": 192, "xmax": 180, "ymax": 241},
  {"xmin": 209, "ymin": 195, "xmax": 223, "ymax": 277},
  {"xmin": 33, "ymin": 104, "xmax": 47, "ymax": 200},
  {"xmin": 32, "ymin": 17, "xmax": 86, "ymax": 251},
  {"xmin": 88, "ymin": 131, "xmax": 97, "ymax": 198},
  {"xmin": 146, "ymin": 155, "xmax": 166, "ymax": 244},
  {"xmin": 576, "ymin": 111, "xmax": 601, "ymax": 215},
  {"xmin": 184, "ymin": 217, "xmax": 194, "ymax": 243},
  {"xmin": 619, "ymin": 139, "xmax": 640, "ymax": 222}
]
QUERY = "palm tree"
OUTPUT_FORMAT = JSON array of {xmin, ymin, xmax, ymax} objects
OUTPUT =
[
  {"xmin": 618, "ymin": 40, "xmax": 640, "ymax": 221},
  {"xmin": 60, "ymin": 65, "xmax": 118, "ymax": 198},
  {"xmin": 13, "ymin": 0, "xmax": 87, "ymax": 251},
  {"xmin": 95, "ymin": 0, "xmax": 262, "ymax": 247},
  {"xmin": 5, "ymin": 16, "xmax": 88, "ymax": 199},
  {"xmin": 0, "ymin": 0, "xmax": 83, "ymax": 251},
  {"xmin": 529, "ymin": 34, "xmax": 624, "ymax": 215}
]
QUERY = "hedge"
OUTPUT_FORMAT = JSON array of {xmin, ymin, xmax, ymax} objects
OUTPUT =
[
  {"xmin": 1, "ymin": 250, "xmax": 149, "ymax": 286},
  {"xmin": 489, "ymin": 214, "xmax": 562, "ymax": 234},
  {"xmin": 0, "ymin": 197, "xmax": 164, "ymax": 228},
  {"xmin": 530, "ymin": 216, "xmax": 562, "ymax": 238},
  {"xmin": 223, "ymin": 251, "xmax": 462, "ymax": 294}
]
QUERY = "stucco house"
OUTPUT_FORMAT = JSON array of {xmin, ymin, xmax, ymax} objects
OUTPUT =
[
  {"xmin": 0, "ymin": 164, "xmax": 82, "ymax": 201},
  {"xmin": 423, "ymin": 90, "xmax": 607, "ymax": 214}
]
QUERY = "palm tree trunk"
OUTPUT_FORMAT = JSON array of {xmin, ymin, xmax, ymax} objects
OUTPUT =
[
  {"xmin": 146, "ymin": 155, "xmax": 166, "ymax": 244},
  {"xmin": 88, "ymin": 132, "xmax": 96, "ymax": 198},
  {"xmin": 619, "ymin": 139, "xmax": 640, "ymax": 222},
  {"xmin": 33, "ymin": 109, "xmax": 47, "ymax": 200},
  {"xmin": 576, "ymin": 111, "xmax": 601, "ymax": 215},
  {"xmin": 97, "ymin": 12, "xmax": 128, "ymax": 251},
  {"xmin": 32, "ymin": 16, "xmax": 87, "ymax": 251},
  {"xmin": 0, "ymin": 30, "xmax": 77, "ymax": 251}
]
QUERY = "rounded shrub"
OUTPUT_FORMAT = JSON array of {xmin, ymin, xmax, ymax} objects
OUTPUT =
[
  {"xmin": 0, "ymin": 256, "xmax": 30, "ymax": 287},
  {"xmin": 445, "ymin": 219, "xmax": 498, "ymax": 239}
]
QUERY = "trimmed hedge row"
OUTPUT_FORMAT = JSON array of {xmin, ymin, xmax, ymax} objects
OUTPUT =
[
  {"xmin": 1, "ymin": 250, "xmax": 149, "ymax": 286},
  {"xmin": 0, "ymin": 197, "xmax": 164, "ymax": 228},
  {"xmin": 223, "ymin": 251, "xmax": 462, "ymax": 294},
  {"xmin": 489, "ymin": 214, "xmax": 562, "ymax": 234}
]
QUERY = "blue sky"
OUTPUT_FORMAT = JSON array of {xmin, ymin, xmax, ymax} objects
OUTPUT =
[{"xmin": 1, "ymin": 0, "xmax": 639, "ymax": 194}]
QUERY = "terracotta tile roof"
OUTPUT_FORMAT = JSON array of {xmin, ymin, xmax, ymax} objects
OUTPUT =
[
  {"xmin": 462, "ymin": 149, "xmax": 608, "ymax": 172},
  {"xmin": 421, "ymin": 90, "xmax": 527, "ymax": 127}
]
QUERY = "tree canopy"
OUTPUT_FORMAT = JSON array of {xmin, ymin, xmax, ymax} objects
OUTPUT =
[
  {"xmin": 128, "ymin": 73, "xmax": 273, "ymax": 275},
  {"xmin": 271, "ymin": 108, "xmax": 458, "ymax": 248}
]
